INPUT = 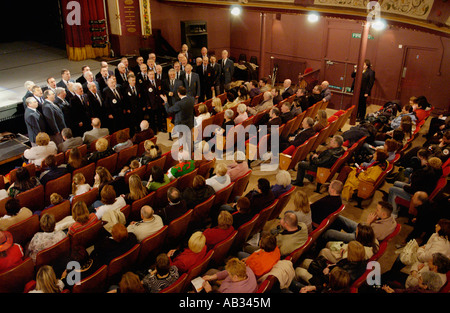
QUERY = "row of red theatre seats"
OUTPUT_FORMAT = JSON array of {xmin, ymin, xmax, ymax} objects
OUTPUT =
[{"xmin": 0, "ymin": 171, "xmax": 300, "ymax": 293}]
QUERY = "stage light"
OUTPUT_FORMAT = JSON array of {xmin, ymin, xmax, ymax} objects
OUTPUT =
[
  {"xmin": 371, "ymin": 19, "xmax": 387, "ymax": 30},
  {"xmin": 231, "ymin": 5, "xmax": 242, "ymax": 16},
  {"xmin": 307, "ymin": 12, "xmax": 319, "ymax": 23}
]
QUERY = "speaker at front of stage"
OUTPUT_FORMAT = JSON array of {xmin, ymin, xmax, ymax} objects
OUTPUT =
[{"xmin": 181, "ymin": 20, "xmax": 208, "ymax": 59}]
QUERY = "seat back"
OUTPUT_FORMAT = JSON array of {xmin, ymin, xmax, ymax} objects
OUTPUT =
[
  {"xmin": 72, "ymin": 264, "xmax": 108, "ymax": 293},
  {"xmin": 116, "ymin": 144, "xmax": 138, "ymax": 172},
  {"xmin": 107, "ymin": 244, "xmax": 140, "ymax": 284},
  {"xmin": 109, "ymin": 128, "xmax": 130, "ymax": 148},
  {"xmin": 159, "ymin": 273, "xmax": 188, "ymax": 293},
  {"xmin": 154, "ymin": 179, "xmax": 178, "ymax": 209},
  {"xmin": 190, "ymin": 195, "xmax": 216, "ymax": 230},
  {"xmin": 71, "ymin": 188, "xmax": 99, "ymax": 210},
  {"xmin": 6, "ymin": 214, "xmax": 40, "ymax": 247},
  {"xmin": 252, "ymin": 109, "xmax": 269, "ymax": 125},
  {"xmin": 197, "ymin": 158, "xmax": 215, "ymax": 179},
  {"xmin": 163, "ymin": 151, "xmax": 178, "ymax": 172},
  {"xmin": 72, "ymin": 162, "xmax": 96, "ymax": 186},
  {"xmin": 144, "ymin": 155, "xmax": 167, "ymax": 180},
  {"xmin": 95, "ymin": 153, "xmax": 118, "ymax": 175},
  {"xmin": 40, "ymin": 200, "xmax": 71, "ymax": 223},
  {"xmin": 228, "ymin": 170, "xmax": 252, "ymax": 202},
  {"xmin": 69, "ymin": 218, "xmax": 103, "ymax": 249},
  {"xmin": 124, "ymin": 165, "xmax": 147, "ymax": 184},
  {"xmin": 65, "ymin": 144, "xmax": 88, "ymax": 162},
  {"xmin": 257, "ymin": 275, "xmax": 278, "ymax": 293},
  {"xmin": 176, "ymin": 168, "xmax": 199, "ymax": 191},
  {"xmin": 327, "ymin": 204, "xmax": 346, "ymax": 225},
  {"xmin": 54, "ymin": 152, "xmax": 65, "ymax": 166},
  {"xmin": 44, "ymin": 173, "xmax": 72, "ymax": 206},
  {"xmin": 285, "ymin": 237, "xmax": 313, "ymax": 266},
  {"xmin": 309, "ymin": 124, "xmax": 330, "ymax": 153},
  {"xmin": 211, "ymin": 230, "xmax": 238, "ymax": 267},
  {"xmin": 183, "ymin": 250, "xmax": 214, "ymax": 291},
  {"xmin": 268, "ymin": 186, "xmax": 295, "ymax": 221},
  {"xmin": 316, "ymin": 151, "xmax": 349, "ymax": 185},
  {"xmin": 291, "ymin": 111, "xmax": 306, "ymax": 133},
  {"xmin": 213, "ymin": 111, "xmax": 225, "ymax": 127},
  {"xmin": 280, "ymin": 118, "xmax": 296, "ymax": 139},
  {"xmin": 0, "ymin": 196, "xmax": 12, "ymax": 217},
  {"xmin": 0, "ymin": 257, "xmax": 35, "ymax": 293},
  {"xmin": 310, "ymin": 218, "xmax": 330, "ymax": 243},
  {"xmin": 213, "ymin": 182, "xmax": 234, "ymax": 207},
  {"xmin": 35, "ymin": 237, "xmax": 71, "ymax": 271},
  {"xmin": 230, "ymin": 214, "xmax": 259, "ymax": 254},
  {"xmin": 166, "ymin": 209, "xmax": 193, "ymax": 248},
  {"xmin": 130, "ymin": 191, "xmax": 155, "ymax": 222},
  {"xmin": 137, "ymin": 225, "xmax": 168, "ymax": 265},
  {"xmin": 16, "ymin": 184, "xmax": 45, "ymax": 213},
  {"xmin": 9, "ymin": 163, "xmax": 36, "ymax": 184},
  {"xmin": 250, "ymin": 93, "xmax": 264, "ymax": 107},
  {"xmin": 250, "ymin": 200, "xmax": 278, "ymax": 237}
]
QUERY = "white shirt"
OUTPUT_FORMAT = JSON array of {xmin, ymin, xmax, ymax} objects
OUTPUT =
[{"xmin": 95, "ymin": 196, "xmax": 126, "ymax": 219}]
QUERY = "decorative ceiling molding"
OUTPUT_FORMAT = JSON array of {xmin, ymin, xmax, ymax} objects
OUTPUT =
[{"xmin": 159, "ymin": 0, "xmax": 450, "ymax": 35}]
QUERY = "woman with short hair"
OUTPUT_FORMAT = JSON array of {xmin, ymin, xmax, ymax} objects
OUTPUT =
[
  {"xmin": 23, "ymin": 132, "xmax": 58, "ymax": 167},
  {"xmin": 167, "ymin": 231, "xmax": 207, "ymax": 274}
]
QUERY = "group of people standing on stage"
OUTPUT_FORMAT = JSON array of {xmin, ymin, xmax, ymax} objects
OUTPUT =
[{"xmin": 23, "ymin": 45, "xmax": 235, "ymax": 146}]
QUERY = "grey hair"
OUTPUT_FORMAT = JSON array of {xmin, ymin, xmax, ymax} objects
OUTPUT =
[
  {"xmin": 141, "ymin": 205, "xmax": 154, "ymax": 219},
  {"xmin": 225, "ymin": 109, "xmax": 234, "ymax": 119},
  {"xmin": 420, "ymin": 271, "xmax": 443, "ymax": 292},
  {"xmin": 237, "ymin": 103, "xmax": 247, "ymax": 114},
  {"xmin": 55, "ymin": 87, "xmax": 65, "ymax": 96}
]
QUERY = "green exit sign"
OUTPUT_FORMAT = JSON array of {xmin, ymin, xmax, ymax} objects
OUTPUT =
[{"xmin": 352, "ymin": 33, "xmax": 375, "ymax": 39}]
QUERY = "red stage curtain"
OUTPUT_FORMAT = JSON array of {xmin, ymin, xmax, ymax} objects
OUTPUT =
[{"xmin": 61, "ymin": 0, "xmax": 109, "ymax": 61}]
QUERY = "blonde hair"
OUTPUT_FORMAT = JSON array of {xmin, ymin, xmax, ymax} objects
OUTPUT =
[
  {"xmin": 72, "ymin": 173, "xmax": 86, "ymax": 195},
  {"xmin": 128, "ymin": 174, "xmax": 148, "ymax": 201},
  {"xmin": 347, "ymin": 241, "xmax": 366, "ymax": 262},
  {"xmin": 215, "ymin": 163, "xmax": 228, "ymax": 177},
  {"xmin": 50, "ymin": 193, "xmax": 63, "ymax": 205},
  {"xmin": 293, "ymin": 190, "xmax": 310, "ymax": 214},
  {"xmin": 217, "ymin": 210, "xmax": 233, "ymax": 230},
  {"xmin": 212, "ymin": 98, "xmax": 223, "ymax": 112},
  {"xmin": 225, "ymin": 258, "xmax": 247, "ymax": 279},
  {"xmin": 95, "ymin": 138, "xmax": 109, "ymax": 152},
  {"xmin": 188, "ymin": 231, "xmax": 206, "ymax": 254},
  {"xmin": 144, "ymin": 141, "xmax": 159, "ymax": 159},
  {"xmin": 35, "ymin": 265, "xmax": 61, "ymax": 293},
  {"xmin": 72, "ymin": 201, "xmax": 90, "ymax": 224},
  {"xmin": 428, "ymin": 157, "xmax": 442, "ymax": 170},
  {"xmin": 130, "ymin": 160, "xmax": 141, "ymax": 170},
  {"xmin": 36, "ymin": 132, "xmax": 50, "ymax": 146},
  {"xmin": 40, "ymin": 213, "xmax": 56, "ymax": 233},
  {"xmin": 276, "ymin": 170, "xmax": 291, "ymax": 188},
  {"xmin": 198, "ymin": 104, "xmax": 208, "ymax": 115},
  {"xmin": 316, "ymin": 110, "xmax": 328, "ymax": 126}
]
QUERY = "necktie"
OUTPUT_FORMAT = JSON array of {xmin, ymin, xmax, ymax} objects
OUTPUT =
[
  {"xmin": 176, "ymin": 72, "xmax": 179, "ymax": 80},
  {"xmin": 188, "ymin": 74, "xmax": 190, "ymax": 86},
  {"xmin": 132, "ymin": 86, "xmax": 136, "ymax": 96},
  {"xmin": 171, "ymin": 80, "xmax": 174, "ymax": 87},
  {"xmin": 114, "ymin": 89, "xmax": 119, "ymax": 99},
  {"xmin": 203, "ymin": 66, "xmax": 206, "ymax": 74}
]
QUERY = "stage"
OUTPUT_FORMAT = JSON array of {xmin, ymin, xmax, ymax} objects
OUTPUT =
[{"xmin": 0, "ymin": 41, "xmax": 116, "ymax": 129}]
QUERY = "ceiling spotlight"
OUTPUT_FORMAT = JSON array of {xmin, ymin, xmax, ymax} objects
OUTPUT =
[
  {"xmin": 307, "ymin": 12, "xmax": 319, "ymax": 23},
  {"xmin": 371, "ymin": 19, "xmax": 387, "ymax": 30},
  {"xmin": 231, "ymin": 5, "xmax": 242, "ymax": 16}
]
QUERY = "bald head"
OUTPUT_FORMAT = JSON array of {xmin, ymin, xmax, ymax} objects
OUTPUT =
[
  {"xmin": 141, "ymin": 205, "xmax": 154, "ymax": 220},
  {"xmin": 92, "ymin": 118, "xmax": 101, "ymax": 128},
  {"xmin": 140, "ymin": 120, "xmax": 149, "ymax": 131}
]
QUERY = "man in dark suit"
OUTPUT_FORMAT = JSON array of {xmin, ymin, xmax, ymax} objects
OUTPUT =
[
  {"xmin": 280, "ymin": 117, "xmax": 317, "ymax": 152},
  {"xmin": 115, "ymin": 62, "xmax": 129, "ymax": 87},
  {"xmin": 22, "ymin": 81, "xmax": 35, "ymax": 110},
  {"xmin": 56, "ymin": 69, "xmax": 73, "ymax": 91},
  {"xmin": 173, "ymin": 61, "xmax": 186, "ymax": 82},
  {"xmin": 162, "ymin": 69, "xmax": 184, "ymax": 106},
  {"xmin": 144, "ymin": 71, "xmax": 165, "ymax": 133},
  {"xmin": 281, "ymin": 79, "xmax": 294, "ymax": 100},
  {"xmin": 24, "ymin": 97, "xmax": 47, "ymax": 145},
  {"xmin": 161, "ymin": 86, "xmax": 195, "ymax": 133},
  {"xmin": 122, "ymin": 74, "xmax": 143, "ymax": 134},
  {"xmin": 76, "ymin": 65, "xmax": 91, "ymax": 85},
  {"xmin": 210, "ymin": 55, "xmax": 221, "ymax": 97},
  {"xmin": 82, "ymin": 71, "xmax": 100, "ymax": 94},
  {"xmin": 136, "ymin": 63, "xmax": 150, "ymax": 91},
  {"xmin": 95, "ymin": 62, "xmax": 114, "ymax": 80},
  {"xmin": 97, "ymin": 66, "xmax": 111, "ymax": 96},
  {"xmin": 197, "ymin": 56, "xmax": 215, "ymax": 102},
  {"xmin": 54, "ymin": 87, "xmax": 73, "ymax": 131},
  {"xmin": 132, "ymin": 56, "xmax": 145, "ymax": 76},
  {"xmin": 102, "ymin": 77, "xmax": 124, "ymax": 132},
  {"xmin": 280, "ymin": 101, "xmax": 295, "ymax": 124},
  {"xmin": 219, "ymin": 50, "xmax": 234, "ymax": 93},
  {"xmin": 42, "ymin": 89, "xmax": 66, "ymax": 145},
  {"xmin": 183, "ymin": 64, "xmax": 201, "ymax": 103},
  {"xmin": 354, "ymin": 59, "xmax": 375, "ymax": 121},
  {"xmin": 155, "ymin": 65, "xmax": 166, "ymax": 82},
  {"xmin": 30, "ymin": 85, "xmax": 45, "ymax": 112},
  {"xmin": 42, "ymin": 77, "xmax": 57, "ymax": 95},
  {"xmin": 86, "ymin": 81, "xmax": 105, "ymax": 123},
  {"xmin": 70, "ymin": 83, "xmax": 92, "ymax": 136}
]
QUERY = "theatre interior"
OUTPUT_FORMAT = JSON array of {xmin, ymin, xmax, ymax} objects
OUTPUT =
[{"xmin": 0, "ymin": 0, "xmax": 449, "ymax": 295}]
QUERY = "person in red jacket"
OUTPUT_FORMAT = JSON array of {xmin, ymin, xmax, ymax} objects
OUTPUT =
[
  {"xmin": 203, "ymin": 211, "xmax": 235, "ymax": 250},
  {"xmin": 0, "ymin": 231, "xmax": 24, "ymax": 274},
  {"xmin": 167, "ymin": 231, "xmax": 207, "ymax": 274}
]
